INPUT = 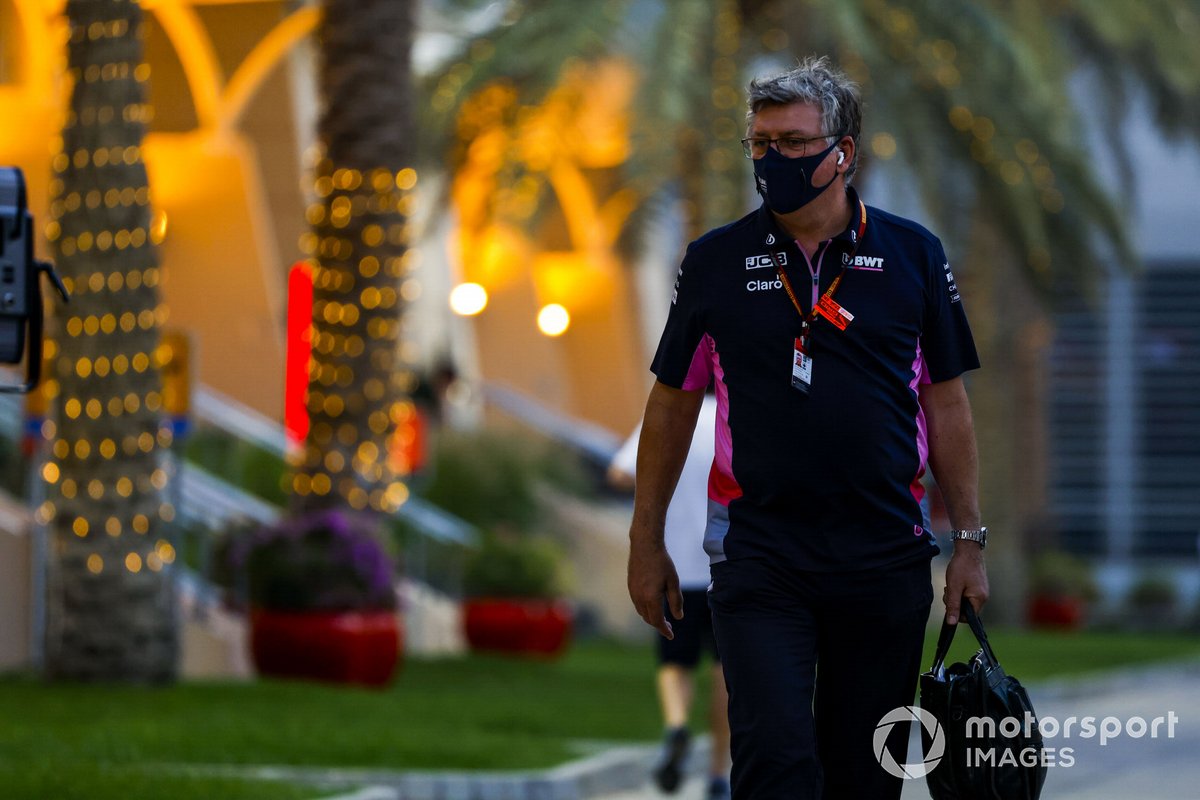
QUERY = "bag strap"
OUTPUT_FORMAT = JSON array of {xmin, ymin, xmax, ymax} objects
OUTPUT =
[
  {"xmin": 962, "ymin": 602, "xmax": 1000, "ymax": 668},
  {"xmin": 928, "ymin": 601, "xmax": 996, "ymax": 674}
]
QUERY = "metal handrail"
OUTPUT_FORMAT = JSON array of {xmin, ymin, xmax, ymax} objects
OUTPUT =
[
  {"xmin": 482, "ymin": 381, "xmax": 622, "ymax": 465},
  {"xmin": 192, "ymin": 385, "xmax": 477, "ymax": 547}
]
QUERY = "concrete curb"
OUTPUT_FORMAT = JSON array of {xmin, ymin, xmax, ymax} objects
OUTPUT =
[{"xmin": 165, "ymin": 737, "xmax": 714, "ymax": 799}]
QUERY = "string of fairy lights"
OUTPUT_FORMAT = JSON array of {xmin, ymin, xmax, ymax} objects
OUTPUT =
[
  {"xmin": 292, "ymin": 155, "xmax": 419, "ymax": 514},
  {"xmin": 38, "ymin": 0, "xmax": 176, "ymax": 578}
]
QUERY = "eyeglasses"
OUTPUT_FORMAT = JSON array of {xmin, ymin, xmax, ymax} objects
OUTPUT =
[{"xmin": 740, "ymin": 134, "xmax": 838, "ymax": 159}]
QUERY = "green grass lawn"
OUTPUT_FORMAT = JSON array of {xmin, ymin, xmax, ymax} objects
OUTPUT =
[
  {"xmin": 2, "ymin": 632, "xmax": 1199, "ymax": 799},
  {"xmin": 931, "ymin": 627, "xmax": 1200, "ymax": 680},
  {"xmin": 0, "ymin": 640, "xmax": 664, "ymax": 800}
]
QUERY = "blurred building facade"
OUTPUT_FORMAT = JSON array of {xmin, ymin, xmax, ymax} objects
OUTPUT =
[{"xmin": 1045, "ymin": 89, "xmax": 1200, "ymax": 599}]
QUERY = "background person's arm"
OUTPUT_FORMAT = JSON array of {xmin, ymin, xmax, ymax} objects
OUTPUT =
[
  {"xmin": 627, "ymin": 381, "xmax": 705, "ymax": 638},
  {"xmin": 921, "ymin": 376, "xmax": 989, "ymax": 625}
]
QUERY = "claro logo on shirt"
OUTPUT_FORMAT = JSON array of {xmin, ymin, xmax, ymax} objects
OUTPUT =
[
  {"xmin": 671, "ymin": 266, "xmax": 682, "ymax": 305},
  {"xmin": 746, "ymin": 253, "xmax": 785, "ymax": 270}
]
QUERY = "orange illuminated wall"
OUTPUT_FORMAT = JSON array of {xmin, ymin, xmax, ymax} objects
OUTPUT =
[
  {"xmin": 450, "ymin": 62, "xmax": 649, "ymax": 434},
  {"xmin": 0, "ymin": 0, "xmax": 319, "ymax": 420}
]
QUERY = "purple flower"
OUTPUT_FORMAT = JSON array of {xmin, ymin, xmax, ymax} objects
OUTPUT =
[{"xmin": 230, "ymin": 508, "xmax": 399, "ymax": 612}]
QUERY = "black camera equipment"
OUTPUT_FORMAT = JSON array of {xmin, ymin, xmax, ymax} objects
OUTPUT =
[{"xmin": 0, "ymin": 166, "xmax": 69, "ymax": 393}]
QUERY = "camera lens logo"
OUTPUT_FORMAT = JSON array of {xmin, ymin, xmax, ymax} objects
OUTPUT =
[{"xmin": 874, "ymin": 706, "xmax": 944, "ymax": 779}]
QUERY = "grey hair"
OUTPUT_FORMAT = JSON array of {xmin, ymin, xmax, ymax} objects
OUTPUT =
[{"xmin": 747, "ymin": 56, "xmax": 863, "ymax": 182}]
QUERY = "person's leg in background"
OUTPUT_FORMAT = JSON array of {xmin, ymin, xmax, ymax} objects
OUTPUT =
[
  {"xmin": 692, "ymin": 584, "xmax": 730, "ymax": 799},
  {"xmin": 653, "ymin": 591, "xmax": 704, "ymax": 792},
  {"xmin": 657, "ymin": 663, "xmax": 696, "ymax": 731},
  {"xmin": 706, "ymin": 661, "xmax": 732, "ymax": 799},
  {"xmin": 653, "ymin": 664, "xmax": 695, "ymax": 791},
  {"xmin": 813, "ymin": 558, "xmax": 934, "ymax": 800}
]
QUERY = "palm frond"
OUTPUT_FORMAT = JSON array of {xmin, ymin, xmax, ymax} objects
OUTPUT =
[
  {"xmin": 785, "ymin": 0, "xmax": 1133, "ymax": 300},
  {"xmin": 419, "ymin": 0, "xmax": 632, "ymax": 159},
  {"xmin": 1065, "ymin": 0, "xmax": 1200, "ymax": 138},
  {"xmin": 422, "ymin": 0, "xmax": 1199, "ymax": 303}
]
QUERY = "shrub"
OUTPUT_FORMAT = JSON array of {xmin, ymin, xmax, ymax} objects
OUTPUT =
[
  {"xmin": 463, "ymin": 530, "xmax": 566, "ymax": 599},
  {"xmin": 1029, "ymin": 550, "xmax": 1099, "ymax": 602},
  {"xmin": 221, "ymin": 509, "xmax": 397, "ymax": 612}
]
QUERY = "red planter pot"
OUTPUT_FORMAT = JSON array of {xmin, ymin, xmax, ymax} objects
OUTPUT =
[
  {"xmin": 1026, "ymin": 594, "xmax": 1085, "ymax": 630},
  {"xmin": 463, "ymin": 598, "xmax": 573, "ymax": 658},
  {"xmin": 250, "ymin": 609, "xmax": 401, "ymax": 686}
]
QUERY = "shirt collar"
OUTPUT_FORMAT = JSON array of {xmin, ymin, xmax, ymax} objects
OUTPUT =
[{"xmin": 754, "ymin": 186, "xmax": 866, "ymax": 252}]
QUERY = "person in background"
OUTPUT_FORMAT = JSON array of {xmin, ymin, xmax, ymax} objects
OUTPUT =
[{"xmin": 609, "ymin": 387, "xmax": 730, "ymax": 799}]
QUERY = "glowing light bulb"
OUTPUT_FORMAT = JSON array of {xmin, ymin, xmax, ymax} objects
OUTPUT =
[
  {"xmin": 150, "ymin": 210, "xmax": 168, "ymax": 243},
  {"xmin": 537, "ymin": 304, "xmax": 571, "ymax": 337},
  {"xmin": 449, "ymin": 282, "xmax": 488, "ymax": 316}
]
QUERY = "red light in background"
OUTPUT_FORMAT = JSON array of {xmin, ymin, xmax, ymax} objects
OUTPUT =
[{"xmin": 285, "ymin": 262, "xmax": 313, "ymax": 452}]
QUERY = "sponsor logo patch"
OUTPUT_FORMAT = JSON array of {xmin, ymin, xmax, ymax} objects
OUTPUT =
[
  {"xmin": 842, "ymin": 253, "xmax": 886, "ymax": 271},
  {"xmin": 943, "ymin": 262, "xmax": 961, "ymax": 303},
  {"xmin": 746, "ymin": 253, "xmax": 785, "ymax": 270}
]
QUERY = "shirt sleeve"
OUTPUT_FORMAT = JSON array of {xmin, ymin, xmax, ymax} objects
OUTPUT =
[
  {"xmin": 651, "ymin": 246, "xmax": 707, "ymax": 387},
  {"xmin": 920, "ymin": 240, "xmax": 980, "ymax": 383}
]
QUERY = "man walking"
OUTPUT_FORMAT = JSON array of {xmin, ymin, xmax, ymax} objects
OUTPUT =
[{"xmin": 626, "ymin": 56, "xmax": 989, "ymax": 799}]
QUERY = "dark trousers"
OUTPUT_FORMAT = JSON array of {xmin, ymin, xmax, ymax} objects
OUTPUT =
[{"xmin": 708, "ymin": 556, "xmax": 933, "ymax": 800}]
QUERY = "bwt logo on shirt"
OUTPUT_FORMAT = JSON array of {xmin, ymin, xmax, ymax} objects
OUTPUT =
[
  {"xmin": 842, "ymin": 253, "xmax": 886, "ymax": 270},
  {"xmin": 746, "ymin": 253, "xmax": 784, "ymax": 270}
]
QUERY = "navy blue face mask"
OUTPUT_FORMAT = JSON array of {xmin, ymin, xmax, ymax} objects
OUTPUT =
[{"xmin": 752, "ymin": 140, "xmax": 841, "ymax": 214}]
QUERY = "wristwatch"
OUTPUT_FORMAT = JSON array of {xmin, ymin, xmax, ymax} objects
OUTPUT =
[{"xmin": 950, "ymin": 527, "xmax": 987, "ymax": 549}]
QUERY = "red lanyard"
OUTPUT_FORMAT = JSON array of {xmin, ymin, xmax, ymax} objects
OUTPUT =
[{"xmin": 769, "ymin": 200, "xmax": 867, "ymax": 335}]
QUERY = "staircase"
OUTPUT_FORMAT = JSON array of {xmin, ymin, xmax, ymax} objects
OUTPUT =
[{"xmin": 0, "ymin": 385, "xmax": 476, "ymax": 676}]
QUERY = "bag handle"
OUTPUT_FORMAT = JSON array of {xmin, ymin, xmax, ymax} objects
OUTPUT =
[{"xmin": 928, "ymin": 600, "xmax": 996, "ymax": 675}]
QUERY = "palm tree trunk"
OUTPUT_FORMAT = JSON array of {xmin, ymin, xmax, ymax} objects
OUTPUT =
[
  {"xmin": 42, "ymin": 0, "xmax": 177, "ymax": 682},
  {"xmin": 291, "ymin": 0, "xmax": 417, "ymax": 516}
]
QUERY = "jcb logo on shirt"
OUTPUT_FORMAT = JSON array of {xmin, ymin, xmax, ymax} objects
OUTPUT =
[{"xmin": 746, "ymin": 253, "xmax": 784, "ymax": 270}]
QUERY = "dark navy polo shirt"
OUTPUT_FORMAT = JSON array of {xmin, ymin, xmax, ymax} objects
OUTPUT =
[{"xmin": 651, "ymin": 189, "xmax": 979, "ymax": 571}]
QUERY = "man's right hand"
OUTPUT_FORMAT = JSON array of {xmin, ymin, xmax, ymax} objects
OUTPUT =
[{"xmin": 628, "ymin": 536, "xmax": 684, "ymax": 639}]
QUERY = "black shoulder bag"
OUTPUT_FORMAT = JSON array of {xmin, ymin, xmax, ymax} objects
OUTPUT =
[{"xmin": 919, "ymin": 603, "xmax": 1048, "ymax": 800}]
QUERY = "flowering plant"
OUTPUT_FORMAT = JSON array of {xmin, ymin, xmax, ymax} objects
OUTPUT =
[{"xmin": 223, "ymin": 509, "xmax": 397, "ymax": 612}]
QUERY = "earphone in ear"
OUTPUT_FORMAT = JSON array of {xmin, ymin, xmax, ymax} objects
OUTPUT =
[{"xmin": 837, "ymin": 151, "xmax": 845, "ymax": 165}]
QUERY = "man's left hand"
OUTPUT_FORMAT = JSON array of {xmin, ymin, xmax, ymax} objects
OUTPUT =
[{"xmin": 943, "ymin": 541, "xmax": 988, "ymax": 625}]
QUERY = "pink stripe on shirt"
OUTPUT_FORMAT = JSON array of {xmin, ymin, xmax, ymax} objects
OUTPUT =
[
  {"xmin": 909, "ymin": 342, "xmax": 930, "ymax": 504},
  {"xmin": 683, "ymin": 335, "xmax": 741, "ymax": 506}
]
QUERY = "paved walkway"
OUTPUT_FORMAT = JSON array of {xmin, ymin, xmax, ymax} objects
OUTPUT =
[{"xmin": 594, "ymin": 660, "xmax": 1200, "ymax": 800}]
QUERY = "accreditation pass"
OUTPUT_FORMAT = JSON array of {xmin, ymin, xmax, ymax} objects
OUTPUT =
[{"xmin": 792, "ymin": 337, "xmax": 812, "ymax": 393}]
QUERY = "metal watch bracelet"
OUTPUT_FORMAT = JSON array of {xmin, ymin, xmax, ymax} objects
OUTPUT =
[{"xmin": 950, "ymin": 526, "xmax": 988, "ymax": 549}]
